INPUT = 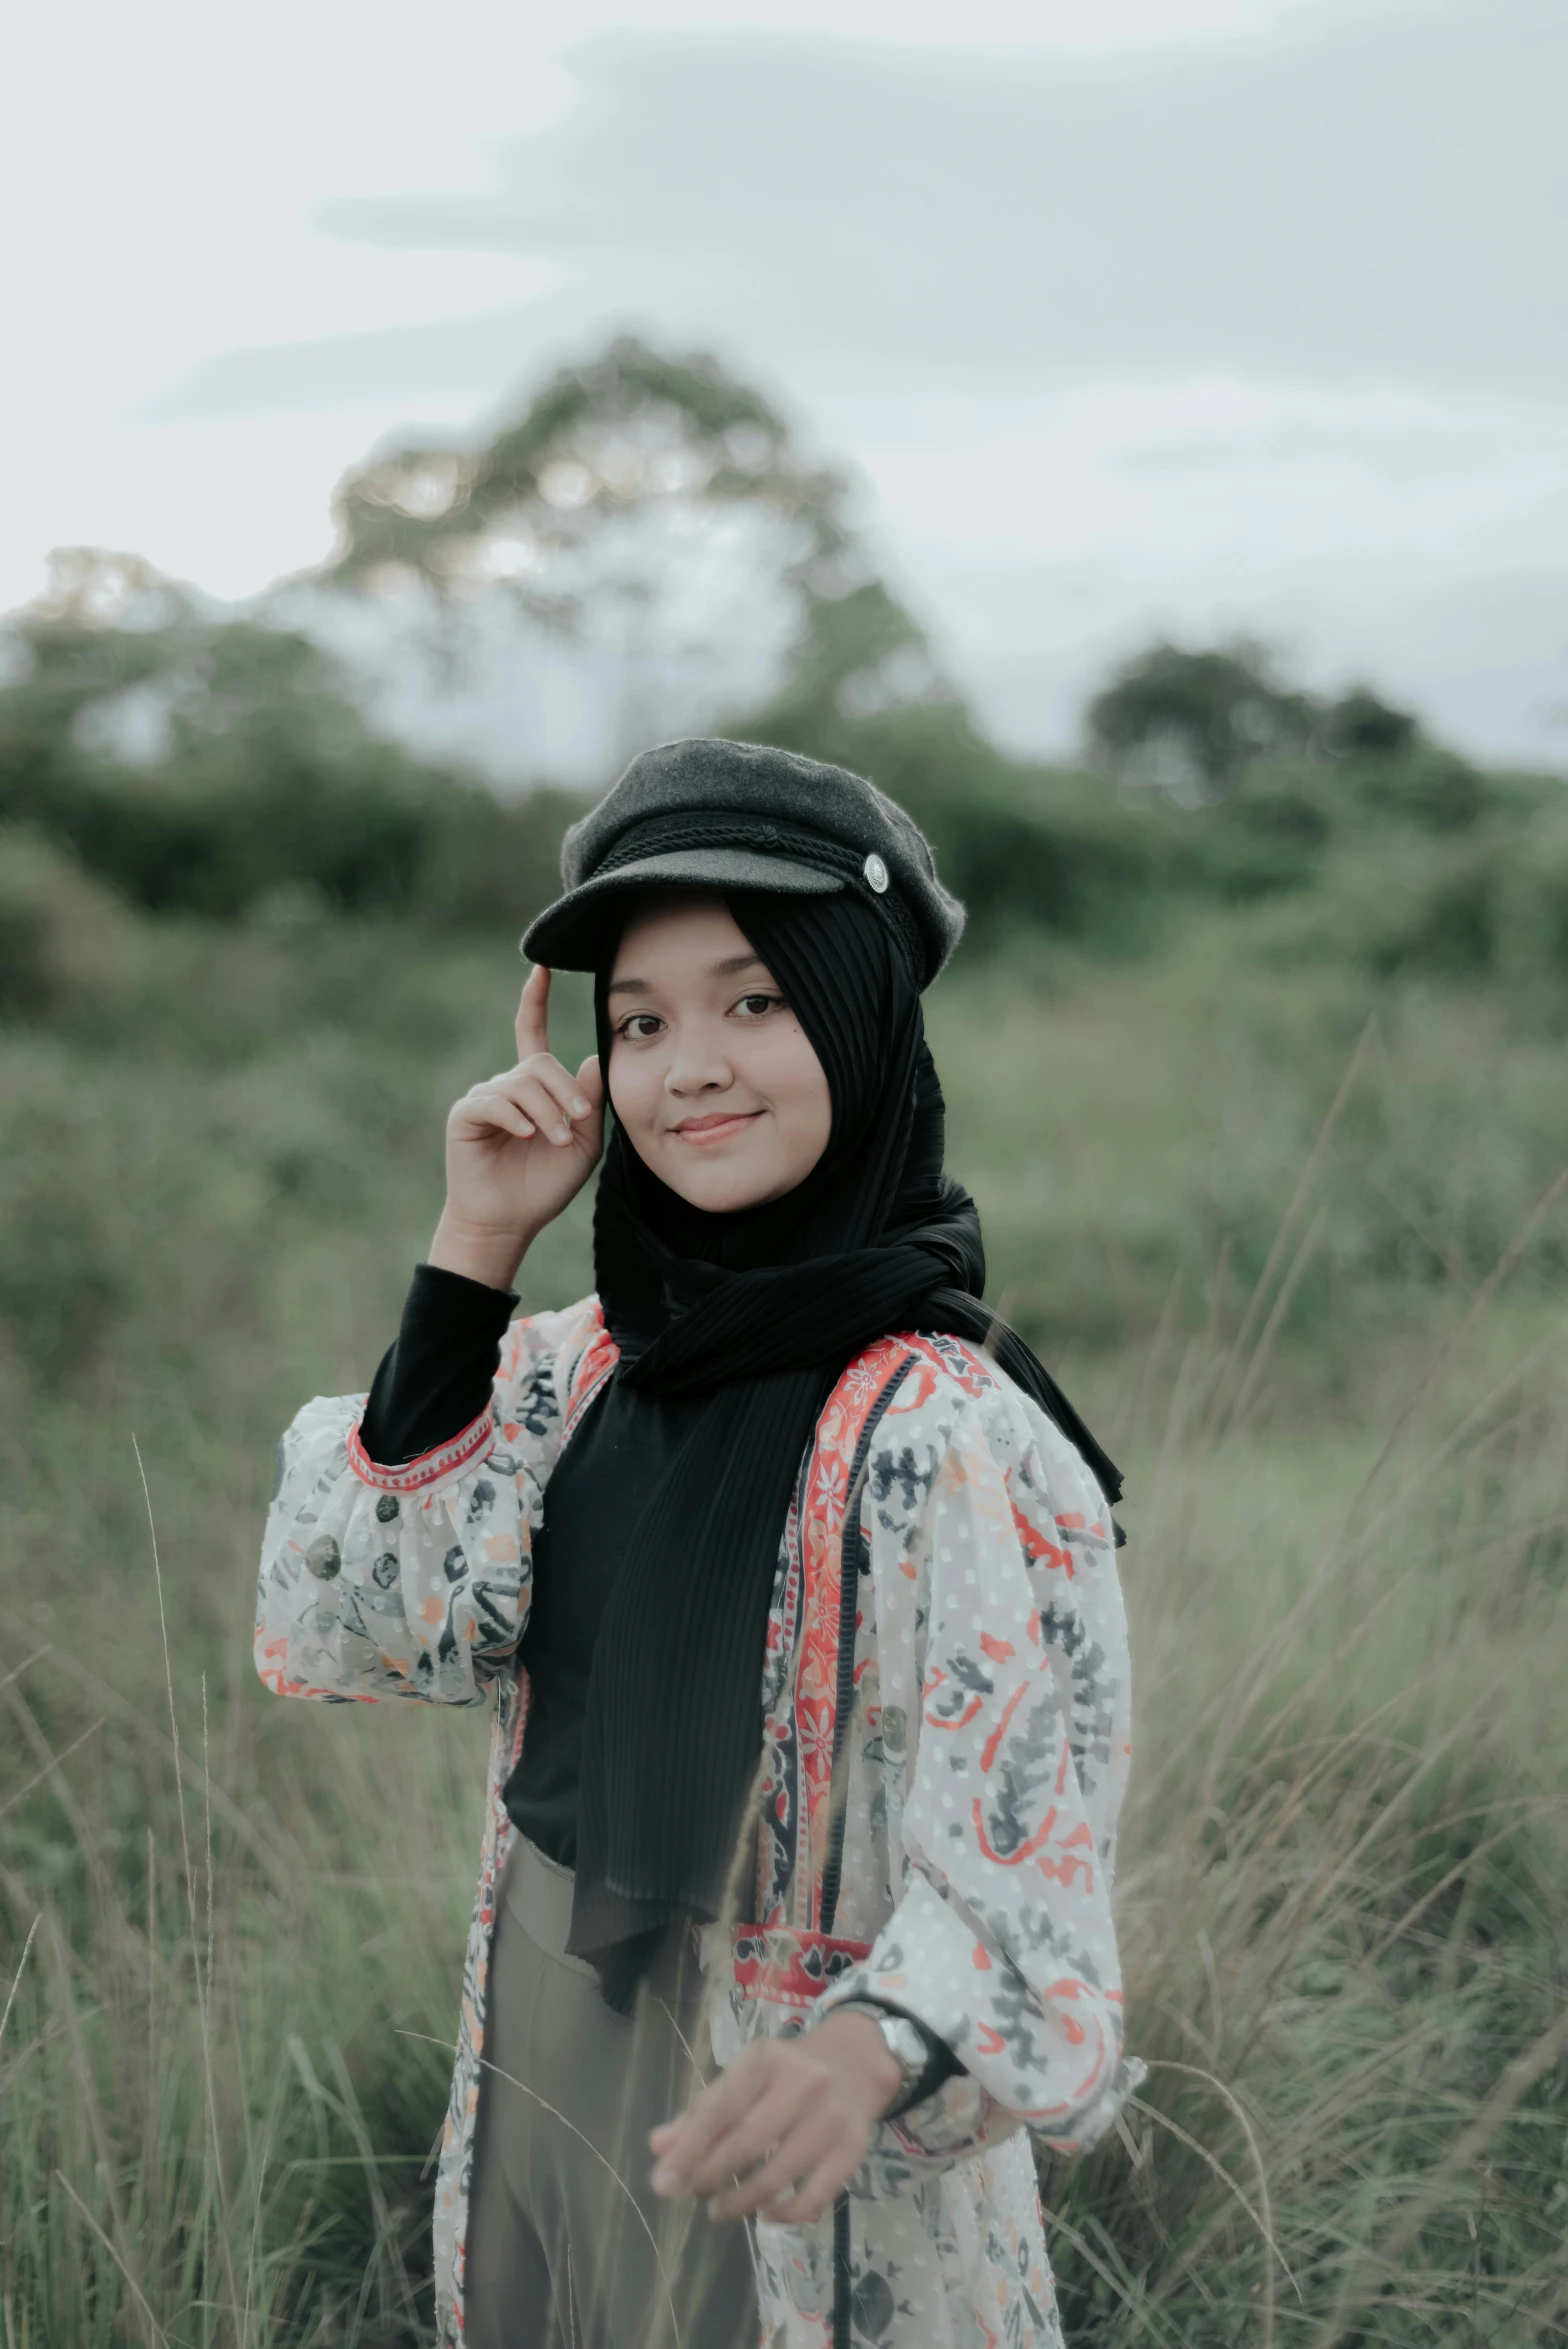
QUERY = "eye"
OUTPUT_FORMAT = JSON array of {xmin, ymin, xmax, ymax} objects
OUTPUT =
[
  {"xmin": 616, "ymin": 1012, "xmax": 664, "ymax": 1041},
  {"xmin": 732, "ymin": 992, "xmax": 785, "ymax": 1019}
]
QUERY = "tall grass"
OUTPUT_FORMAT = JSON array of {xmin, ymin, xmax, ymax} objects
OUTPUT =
[
  {"xmin": 0, "ymin": 1582, "xmax": 480, "ymax": 2345},
  {"xmin": 1048, "ymin": 1311, "xmax": 1568, "ymax": 2344},
  {"xmin": 2, "ymin": 920, "xmax": 1565, "ymax": 2343}
]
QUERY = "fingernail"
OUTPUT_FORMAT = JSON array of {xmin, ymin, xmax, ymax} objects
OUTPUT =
[
  {"xmin": 555, "ymin": 1125, "xmax": 570, "ymax": 1144},
  {"xmin": 571, "ymin": 1097, "xmax": 589, "ymax": 1117},
  {"xmin": 518, "ymin": 1121, "xmax": 534, "ymax": 1136},
  {"xmin": 651, "ymin": 2163, "xmax": 675, "ymax": 2194}
]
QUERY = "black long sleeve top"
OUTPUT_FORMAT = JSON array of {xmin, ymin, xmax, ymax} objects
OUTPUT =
[
  {"xmin": 358, "ymin": 1264, "xmax": 961, "ymax": 2098},
  {"xmin": 359, "ymin": 1265, "xmax": 700, "ymax": 1866}
]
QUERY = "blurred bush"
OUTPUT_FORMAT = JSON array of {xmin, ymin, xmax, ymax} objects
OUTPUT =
[
  {"xmin": 3, "ymin": 348, "xmax": 1565, "ymax": 1001},
  {"xmin": 0, "ymin": 824, "xmax": 146, "ymax": 1014},
  {"xmin": 5, "ymin": 581, "xmax": 1566, "ymax": 992},
  {"xmin": 0, "ymin": 567, "xmax": 582, "ymax": 934}
]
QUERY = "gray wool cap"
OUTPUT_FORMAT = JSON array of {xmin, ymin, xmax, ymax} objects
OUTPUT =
[{"xmin": 521, "ymin": 736, "xmax": 965, "ymax": 988}]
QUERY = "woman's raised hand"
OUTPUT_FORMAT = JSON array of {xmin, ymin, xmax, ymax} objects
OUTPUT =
[{"xmin": 427, "ymin": 965, "xmax": 605, "ymax": 1292}]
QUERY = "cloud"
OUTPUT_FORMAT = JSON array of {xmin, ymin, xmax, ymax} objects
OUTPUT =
[
  {"xmin": 126, "ymin": 2, "xmax": 1567, "ymax": 769},
  {"xmin": 145, "ymin": 1, "xmax": 1567, "ymax": 423},
  {"xmin": 134, "ymin": 302, "xmax": 563, "ymax": 423}
]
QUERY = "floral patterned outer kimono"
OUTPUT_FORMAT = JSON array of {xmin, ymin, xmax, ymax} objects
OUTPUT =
[{"xmin": 256, "ymin": 1295, "xmax": 1136, "ymax": 2348}]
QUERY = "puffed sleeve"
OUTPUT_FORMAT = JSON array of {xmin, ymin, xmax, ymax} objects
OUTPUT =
[
  {"xmin": 819, "ymin": 1366, "xmax": 1138, "ymax": 2166},
  {"xmin": 253, "ymin": 1299, "xmax": 595, "ymax": 1708}
]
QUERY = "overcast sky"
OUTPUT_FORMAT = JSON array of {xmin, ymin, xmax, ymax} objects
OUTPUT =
[{"xmin": 5, "ymin": 0, "xmax": 1565, "ymax": 765}]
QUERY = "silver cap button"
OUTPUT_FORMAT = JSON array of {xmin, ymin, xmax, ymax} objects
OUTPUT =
[{"xmin": 863, "ymin": 852, "xmax": 889, "ymax": 894}]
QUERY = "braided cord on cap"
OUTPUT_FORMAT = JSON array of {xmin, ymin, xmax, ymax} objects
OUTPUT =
[{"xmin": 597, "ymin": 812, "xmax": 926, "ymax": 977}]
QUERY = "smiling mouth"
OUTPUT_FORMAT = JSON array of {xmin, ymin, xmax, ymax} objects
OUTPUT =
[{"xmin": 668, "ymin": 1111, "xmax": 765, "ymax": 1145}]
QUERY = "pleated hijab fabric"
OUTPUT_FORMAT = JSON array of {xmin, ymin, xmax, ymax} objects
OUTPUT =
[{"xmin": 560, "ymin": 888, "xmax": 1121, "ymax": 2007}]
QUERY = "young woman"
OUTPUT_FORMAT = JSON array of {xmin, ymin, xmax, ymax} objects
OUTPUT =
[{"xmin": 256, "ymin": 737, "xmax": 1135, "ymax": 2349}]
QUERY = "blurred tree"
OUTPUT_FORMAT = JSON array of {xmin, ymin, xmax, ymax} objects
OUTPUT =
[
  {"xmin": 1318, "ymin": 683, "xmax": 1420, "ymax": 761},
  {"xmin": 330, "ymin": 335, "xmax": 953, "ymax": 746},
  {"xmin": 333, "ymin": 338, "xmax": 833, "ymax": 594},
  {"xmin": 1086, "ymin": 639, "xmax": 1318, "ymax": 798}
]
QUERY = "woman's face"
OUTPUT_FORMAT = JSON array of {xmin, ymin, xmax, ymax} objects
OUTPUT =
[{"xmin": 606, "ymin": 894, "xmax": 832, "ymax": 1213}]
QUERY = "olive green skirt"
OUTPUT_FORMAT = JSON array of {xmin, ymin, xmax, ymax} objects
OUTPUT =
[{"xmin": 464, "ymin": 1835, "xmax": 759, "ymax": 2349}]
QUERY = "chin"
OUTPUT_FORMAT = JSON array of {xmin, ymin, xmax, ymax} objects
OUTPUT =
[
  {"xmin": 655, "ymin": 1151, "xmax": 788, "ymax": 1217},
  {"xmin": 666, "ymin": 1174, "xmax": 771, "ymax": 1215}
]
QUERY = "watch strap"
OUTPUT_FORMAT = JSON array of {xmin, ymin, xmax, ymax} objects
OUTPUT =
[{"xmin": 828, "ymin": 1997, "xmax": 961, "ymax": 2119}]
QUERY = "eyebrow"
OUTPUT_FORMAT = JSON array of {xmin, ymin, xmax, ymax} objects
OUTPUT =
[{"xmin": 605, "ymin": 951, "xmax": 769, "ymax": 1000}]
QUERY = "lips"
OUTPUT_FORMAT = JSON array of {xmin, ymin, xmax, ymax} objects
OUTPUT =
[{"xmin": 668, "ymin": 1110, "xmax": 764, "ymax": 1144}]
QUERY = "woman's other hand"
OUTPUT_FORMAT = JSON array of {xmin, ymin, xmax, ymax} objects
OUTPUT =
[
  {"xmin": 647, "ymin": 2011, "xmax": 901, "ymax": 2226},
  {"xmin": 427, "ymin": 965, "xmax": 604, "ymax": 1290}
]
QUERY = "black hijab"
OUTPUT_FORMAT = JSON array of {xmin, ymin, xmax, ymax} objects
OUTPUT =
[{"xmin": 561, "ymin": 886, "xmax": 1121, "ymax": 2005}]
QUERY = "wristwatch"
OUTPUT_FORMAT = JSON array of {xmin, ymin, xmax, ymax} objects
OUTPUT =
[{"xmin": 829, "ymin": 1997, "xmax": 949, "ymax": 2119}]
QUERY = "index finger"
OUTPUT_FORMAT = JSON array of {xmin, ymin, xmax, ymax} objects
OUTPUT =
[{"xmin": 515, "ymin": 963, "xmax": 551, "ymax": 1062}]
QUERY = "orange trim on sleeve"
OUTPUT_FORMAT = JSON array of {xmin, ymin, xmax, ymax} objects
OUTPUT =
[{"xmin": 345, "ymin": 1408, "xmax": 496, "ymax": 1495}]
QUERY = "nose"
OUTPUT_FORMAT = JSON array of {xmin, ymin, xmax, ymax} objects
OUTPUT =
[{"xmin": 664, "ymin": 1016, "xmax": 732, "ymax": 1096}]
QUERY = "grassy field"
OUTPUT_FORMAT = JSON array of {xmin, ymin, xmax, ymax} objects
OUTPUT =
[{"xmin": 2, "ymin": 871, "xmax": 1566, "ymax": 2344}]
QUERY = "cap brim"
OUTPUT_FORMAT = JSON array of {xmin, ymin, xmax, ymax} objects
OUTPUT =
[{"xmin": 520, "ymin": 847, "xmax": 844, "ymax": 970}]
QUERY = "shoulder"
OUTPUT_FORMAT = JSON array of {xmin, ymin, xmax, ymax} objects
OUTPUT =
[
  {"xmin": 495, "ymin": 1294, "xmax": 613, "ymax": 1439},
  {"xmin": 846, "ymin": 1330, "xmax": 1117, "ymax": 1550}
]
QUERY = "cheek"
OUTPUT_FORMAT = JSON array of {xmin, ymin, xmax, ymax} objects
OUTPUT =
[
  {"xmin": 759, "ymin": 1029, "xmax": 832, "ymax": 1151},
  {"xmin": 607, "ymin": 1045, "xmax": 658, "ymax": 1130}
]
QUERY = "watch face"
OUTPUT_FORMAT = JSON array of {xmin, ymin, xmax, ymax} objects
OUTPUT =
[
  {"xmin": 881, "ymin": 2014, "xmax": 930, "ymax": 2081},
  {"xmin": 832, "ymin": 2001, "xmax": 933, "ymax": 2099}
]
